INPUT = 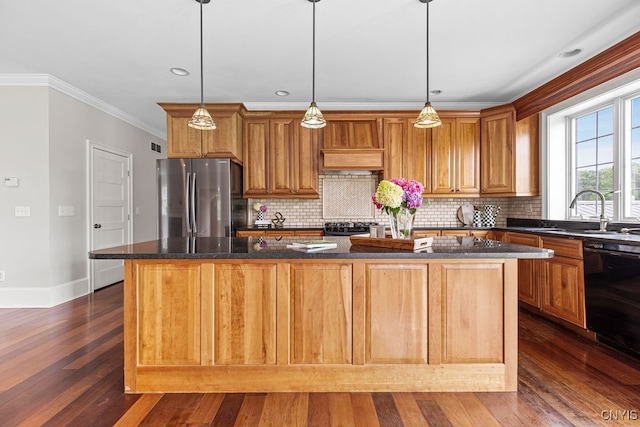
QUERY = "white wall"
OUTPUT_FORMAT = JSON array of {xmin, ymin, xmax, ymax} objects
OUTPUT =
[{"xmin": 0, "ymin": 85, "xmax": 166, "ymax": 307}]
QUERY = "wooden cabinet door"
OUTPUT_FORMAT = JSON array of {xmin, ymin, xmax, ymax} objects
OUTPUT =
[
  {"xmin": 430, "ymin": 117, "xmax": 479, "ymax": 195},
  {"xmin": 136, "ymin": 262, "xmax": 202, "ymax": 365},
  {"xmin": 455, "ymin": 117, "xmax": 480, "ymax": 194},
  {"xmin": 383, "ymin": 118, "xmax": 407, "ymax": 181},
  {"xmin": 431, "ymin": 118, "xmax": 456, "ymax": 194},
  {"xmin": 540, "ymin": 256, "xmax": 585, "ymax": 327},
  {"xmin": 295, "ymin": 126, "xmax": 320, "ymax": 197},
  {"xmin": 505, "ymin": 232, "xmax": 541, "ymax": 308},
  {"xmin": 481, "ymin": 106, "xmax": 516, "ymax": 194},
  {"xmin": 432, "ymin": 262, "xmax": 505, "ymax": 364},
  {"xmin": 167, "ymin": 116, "xmax": 202, "ymax": 158},
  {"xmin": 269, "ymin": 118, "xmax": 296, "ymax": 195},
  {"xmin": 243, "ymin": 119, "xmax": 270, "ymax": 197},
  {"xmin": 201, "ymin": 111, "xmax": 243, "ymax": 162},
  {"xmin": 407, "ymin": 121, "xmax": 432, "ymax": 195},
  {"xmin": 364, "ymin": 264, "xmax": 429, "ymax": 363},
  {"xmin": 212, "ymin": 264, "xmax": 277, "ymax": 365},
  {"xmin": 290, "ymin": 264, "xmax": 353, "ymax": 364},
  {"xmin": 413, "ymin": 229, "xmax": 440, "ymax": 237}
]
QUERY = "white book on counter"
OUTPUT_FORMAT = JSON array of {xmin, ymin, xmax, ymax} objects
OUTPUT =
[{"xmin": 286, "ymin": 240, "xmax": 338, "ymax": 251}]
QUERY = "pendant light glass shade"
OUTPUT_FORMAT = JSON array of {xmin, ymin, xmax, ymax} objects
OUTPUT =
[
  {"xmin": 188, "ymin": 0, "xmax": 216, "ymax": 131},
  {"xmin": 301, "ymin": 102, "xmax": 326, "ymax": 129},
  {"xmin": 301, "ymin": 0, "xmax": 326, "ymax": 129},
  {"xmin": 415, "ymin": 0, "xmax": 441, "ymax": 129},
  {"xmin": 189, "ymin": 107, "xmax": 216, "ymax": 130},
  {"xmin": 415, "ymin": 102, "xmax": 441, "ymax": 128}
]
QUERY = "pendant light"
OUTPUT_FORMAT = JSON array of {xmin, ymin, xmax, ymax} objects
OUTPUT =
[
  {"xmin": 415, "ymin": 0, "xmax": 441, "ymax": 129},
  {"xmin": 301, "ymin": 0, "xmax": 326, "ymax": 129},
  {"xmin": 188, "ymin": 0, "xmax": 216, "ymax": 130}
]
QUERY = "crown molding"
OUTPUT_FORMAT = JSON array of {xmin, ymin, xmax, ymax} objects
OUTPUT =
[
  {"xmin": 242, "ymin": 101, "xmax": 501, "ymax": 112},
  {"xmin": 0, "ymin": 74, "xmax": 165, "ymax": 139}
]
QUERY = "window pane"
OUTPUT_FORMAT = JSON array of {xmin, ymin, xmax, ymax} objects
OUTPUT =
[
  {"xmin": 576, "ymin": 140, "xmax": 596, "ymax": 167},
  {"xmin": 597, "ymin": 107, "xmax": 613, "ymax": 136},
  {"xmin": 576, "ymin": 113, "xmax": 596, "ymax": 141},
  {"xmin": 597, "ymin": 164, "xmax": 613, "ymax": 193},
  {"xmin": 632, "ymin": 97, "xmax": 640, "ymax": 128},
  {"xmin": 631, "ymin": 159, "xmax": 640, "ymax": 218},
  {"xmin": 597, "ymin": 135, "xmax": 613, "ymax": 164},
  {"xmin": 576, "ymin": 166, "xmax": 596, "ymax": 192},
  {"xmin": 631, "ymin": 128, "xmax": 640, "ymax": 158}
]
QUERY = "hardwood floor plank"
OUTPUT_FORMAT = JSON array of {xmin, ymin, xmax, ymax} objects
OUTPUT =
[
  {"xmin": 258, "ymin": 393, "xmax": 309, "ymax": 427},
  {"xmin": 137, "ymin": 393, "xmax": 205, "ymax": 427},
  {"xmin": 113, "ymin": 394, "xmax": 163, "ymax": 427},
  {"xmin": 187, "ymin": 393, "xmax": 225, "ymax": 424},
  {"xmin": 234, "ymin": 393, "xmax": 267, "ymax": 427},
  {"xmin": 391, "ymin": 393, "xmax": 429, "ymax": 426},
  {"xmin": 350, "ymin": 393, "xmax": 381, "ymax": 427},
  {"xmin": 307, "ymin": 393, "xmax": 331, "ymax": 425},
  {"xmin": 415, "ymin": 399, "xmax": 453, "ymax": 427},
  {"xmin": 430, "ymin": 393, "xmax": 501, "ymax": 427},
  {"xmin": 327, "ymin": 393, "xmax": 356, "ymax": 426},
  {"xmin": 211, "ymin": 393, "xmax": 246, "ymax": 427},
  {"xmin": 372, "ymin": 392, "xmax": 403, "ymax": 427}
]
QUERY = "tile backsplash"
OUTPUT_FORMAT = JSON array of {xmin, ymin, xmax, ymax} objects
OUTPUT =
[{"xmin": 249, "ymin": 173, "xmax": 542, "ymax": 228}]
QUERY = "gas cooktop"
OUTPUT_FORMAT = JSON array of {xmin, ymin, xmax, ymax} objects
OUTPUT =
[{"xmin": 323, "ymin": 222, "xmax": 379, "ymax": 236}]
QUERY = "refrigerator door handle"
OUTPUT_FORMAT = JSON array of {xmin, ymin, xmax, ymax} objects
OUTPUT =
[
  {"xmin": 191, "ymin": 172, "xmax": 197, "ymax": 234},
  {"xmin": 185, "ymin": 172, "xmax": 192, "ymax": 233}
]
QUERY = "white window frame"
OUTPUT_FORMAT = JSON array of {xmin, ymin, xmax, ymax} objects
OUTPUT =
[{"xmin": 542, "ymin": 68, "xmax": 640, "ymax": 223}]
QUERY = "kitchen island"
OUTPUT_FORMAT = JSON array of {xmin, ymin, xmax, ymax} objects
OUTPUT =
[{"xmin": 90, "ymin": 236, "xmax": 553, "ymax": 393}]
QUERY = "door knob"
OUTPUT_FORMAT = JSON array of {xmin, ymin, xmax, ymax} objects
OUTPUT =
[{"xmin": 94, "ymin": 224, "xmax": 102, "ymax": 229}]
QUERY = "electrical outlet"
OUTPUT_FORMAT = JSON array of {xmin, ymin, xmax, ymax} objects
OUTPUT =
[{"xmin": 0, "ymin": 271, "xmax": 5, "ymax": 281}]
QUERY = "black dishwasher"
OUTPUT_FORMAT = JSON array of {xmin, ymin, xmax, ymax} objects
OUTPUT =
[{"xmin": 583, "ymin": 240, "xmax": 640, "ymax": 359}]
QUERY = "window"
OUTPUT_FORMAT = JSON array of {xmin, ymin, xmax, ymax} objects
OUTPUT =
[
  {"xmin": 544, "ymin": 72, "xmax": 640, "ymax": 222},
  {"xmin": 571, "ymin": 106, "xmax": 614, "ymax": 219}
]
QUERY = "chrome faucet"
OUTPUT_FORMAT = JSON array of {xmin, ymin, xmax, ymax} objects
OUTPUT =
[{"xmin": 569, "ymin": 189, "xmax": 608, "ymax": 232}]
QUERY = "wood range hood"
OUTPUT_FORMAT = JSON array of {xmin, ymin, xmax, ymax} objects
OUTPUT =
[{"xmin": 320, "ymin": 114, "xmax": 385, "ymax": 171}]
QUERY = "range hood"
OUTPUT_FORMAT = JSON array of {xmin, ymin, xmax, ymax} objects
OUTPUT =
[{"xmin": 321, "ymin": 148, "xmax": 385, "ymax": 171}]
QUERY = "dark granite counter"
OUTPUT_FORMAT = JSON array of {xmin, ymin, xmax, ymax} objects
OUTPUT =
[
  {"xmin": 89, "ymin": 236, "xmax": 553, "ymax": 260},
  {"xmin": 502, "ymin": 218, "xmax": 640, "ymax": 244}
]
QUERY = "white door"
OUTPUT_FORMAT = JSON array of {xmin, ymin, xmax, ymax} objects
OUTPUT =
[{"xmin": 90, "ymin": 146, "xmax": 131, "ymax": 290}]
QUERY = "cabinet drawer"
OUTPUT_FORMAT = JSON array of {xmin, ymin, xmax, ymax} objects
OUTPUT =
[
  {"xmin": 541, "ymin": 236, "xmax": 583, "ymax": 259},
  {"xmin": 505, "ymin": 232, "xmax": 540, "ymax": 248}
]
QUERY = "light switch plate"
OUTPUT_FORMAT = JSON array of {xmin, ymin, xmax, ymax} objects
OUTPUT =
[
  {"xmin": 15, "ymin": 206, "xmax": 30, "ymax": 217},
  {"xmin": 4, "ymin": 177, "xmax": 18, "ymax": 187},
  {"xmin": 0, "ymin": 271, "xmax": 4, "ymax": 281},
  {"xmin": 58, "ymin": 206, "xmax": 75, "ymax": 216}
]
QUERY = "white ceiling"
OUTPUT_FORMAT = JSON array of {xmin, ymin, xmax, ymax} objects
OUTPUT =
[{"xmin": 1, "ymin": 0, "xmax": 639, "ymax": 138}]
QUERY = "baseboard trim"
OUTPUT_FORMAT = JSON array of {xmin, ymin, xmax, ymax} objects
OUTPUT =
[{"xmin": 0, "ymin": 278, "xmax": 90, "ymax": 308}]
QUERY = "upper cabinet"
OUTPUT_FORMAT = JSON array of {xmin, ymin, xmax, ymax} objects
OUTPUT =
[
  {"xmin": 321, "ymin": 114, "xmax": 384, "ymax": 170},
  {"xmin": 480, "ymin": 104, "xmax": 539, "ymax": 196},
  {"xmin": 243, "ymin": 114, "xmax": 320, "ymax": 199},
  {"xmin": 159, "ymin": 103, "xmax": 245, "ymax": 163},
  {"xmin": 431, "ymin": 116, "xmax": 481, "ymax": 196},
  {"xmin": 383, "ymin": 118, "xmax": 432, "ymax": 195}
]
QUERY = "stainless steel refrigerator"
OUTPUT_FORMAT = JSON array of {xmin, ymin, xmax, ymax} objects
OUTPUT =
[{"xmin": 157, "ymin": 158, "xmax": 247, "ymax": 238}]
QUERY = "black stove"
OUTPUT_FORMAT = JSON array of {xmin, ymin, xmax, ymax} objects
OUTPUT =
[{"xmin": 323, "ymin": 221, "xmax": 379, "ymax": 236}]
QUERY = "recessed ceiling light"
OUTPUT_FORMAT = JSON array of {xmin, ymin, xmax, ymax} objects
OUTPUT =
[
  {"xmin": 559, "ymin": 48, "xmax": 582, "ymax": 58},
  {"xmin": 275, "ymin": 90, "xmax": 290, "ymax": 97},
  {"xmin": 430, "ymin": 90, "xmax": 442, "ymax": 95},
  {"xmin": 170, "ymin": 67, "xmax": 189, "ymax": 76}
]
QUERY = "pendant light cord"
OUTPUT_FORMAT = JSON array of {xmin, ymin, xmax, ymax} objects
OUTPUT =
[
  {"xmin": 425, "ymin": 0, "xmax": 430, "ymax": 104},
  {"xmin": 312, "ymin": 0, "xmax": 317, "ymax": 103},
  {"xmin": 199, "ymin": 0, "xmax": 205, "ymax": 108}
]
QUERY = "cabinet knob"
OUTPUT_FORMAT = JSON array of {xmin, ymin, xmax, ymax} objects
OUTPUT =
[{"xmin": 94, "ymin": 224, "xmax": 102, "ymax": 229}]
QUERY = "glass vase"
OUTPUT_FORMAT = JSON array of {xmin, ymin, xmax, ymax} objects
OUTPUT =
[{"xmin": 389, "ymin": 207, "xmax": 415, "ymax": 239}]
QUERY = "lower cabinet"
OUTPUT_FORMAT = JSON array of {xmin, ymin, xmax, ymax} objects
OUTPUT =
[
  {"xmin": 126, "ymin": 258, "xmax": 517, "ymax": 392},
  {"xmin": 504, "ymin": 232, "xmax": 541, "ymax": 308},
  {"xmin": 540, "ymin": 237, "xmax": 585, "ymax": 328}
]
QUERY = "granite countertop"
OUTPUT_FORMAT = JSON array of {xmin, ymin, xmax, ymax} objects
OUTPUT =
[
  {"xmin": 89, "ymin": 236, "xmax": 553, "ymax": 260},
  {"xmin": 501, "ymin": 218, "xmax": 640, "ymax": 244}
]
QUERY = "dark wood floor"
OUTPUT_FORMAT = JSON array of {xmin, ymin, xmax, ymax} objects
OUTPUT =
[{"xmin": 1, "ymin": 283, "xmax": 639, "ymax": 426}]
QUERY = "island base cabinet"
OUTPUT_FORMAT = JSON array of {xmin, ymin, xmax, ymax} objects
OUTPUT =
[{"xmin": 124, "ymin": 259, "xmax": 518, "ymax": 393}]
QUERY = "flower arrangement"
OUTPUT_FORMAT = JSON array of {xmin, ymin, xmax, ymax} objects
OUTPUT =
[
  {"xmin": 372, "ymin": 178, "xmax": 424, "ymax": 215},
  {"xmin": 253, "ymin": 202, "xmax": 267, "ymax": 213}
]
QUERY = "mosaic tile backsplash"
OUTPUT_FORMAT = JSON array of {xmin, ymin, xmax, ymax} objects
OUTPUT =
[{"xmin": 249, "ymin": 173, "xmax": 542, "ymax": 228}]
